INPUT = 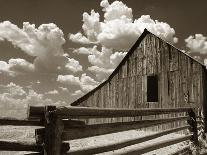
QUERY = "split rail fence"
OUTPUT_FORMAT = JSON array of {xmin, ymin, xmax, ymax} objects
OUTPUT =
[{"xmin": 0, "ymin": 106, "xmax": 204, "ymax": 155}]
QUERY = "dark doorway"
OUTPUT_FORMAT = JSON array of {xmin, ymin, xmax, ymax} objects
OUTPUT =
[{"xmin": 147, "ymin": 75, "xmax": 158, "ymax": 102}]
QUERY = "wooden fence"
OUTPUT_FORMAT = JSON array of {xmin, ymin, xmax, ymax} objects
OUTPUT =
[{"xmin": 0, "ymin": 106, "xmax": 204, "ymax": 155}]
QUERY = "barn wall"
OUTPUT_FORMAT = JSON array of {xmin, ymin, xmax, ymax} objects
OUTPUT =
[{"xmin": 74, "ymin": 33, "xmax": 205, "ymax": 128}]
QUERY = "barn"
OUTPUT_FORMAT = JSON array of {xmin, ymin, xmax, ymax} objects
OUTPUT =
[{"xmin": 71, "ymin": 29, "xmax": 207, "ymax": 131}]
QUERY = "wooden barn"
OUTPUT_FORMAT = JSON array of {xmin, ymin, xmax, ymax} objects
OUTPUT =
[{"xmin": 71, "ymin": 29, "xmax": 207, "ymax": 131}]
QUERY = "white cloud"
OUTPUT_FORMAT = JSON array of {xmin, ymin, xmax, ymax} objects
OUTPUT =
[
  {"xmin": 86, "ymin": 46, "xmax": 126, "ymax": 81},
  {"xmin": 0, "ymin": 83, "xmax": 67, "ymax": 118},
  {"xmin": 69, "ymin": 0, "xmax": 178, "ymax": 50},
  {"xmin": 204, "ymin": 59, "xmax": 207, "ymax": 66},
  {"xmin": 71, "ymin": 90, "xmax": 84, "ymax": 97},
  {"xmin": 57, "ymin": 74, "xmax": 81, "ymax": 86},
  {"xmin": 80, "ymin": 73, "xmax": 99, "ymax": 92},
  {"xmin": 185, "ymin": 34, "xmax": 207, "ymax": 56},
  {"xmin": 0, "ymin": 61, "xmax": 14, "ymax": 76},
  {"xmin": 0, "ymin": 58, "xmax": 34, "ymax": 76},
  {"xmin": 73, "ymin": 47, "xmax": 93, "ymax": 55},
  {"xmin": 65, "ymin": 58, "xmax": 83, "ymax": 72},
  {"xmin": 0, "ymin": 21, "xmax": 65, "ymax": 57},
  {"xmin": 0, "ymin": 21, "xmax": 82, "ymax": 74},
  {"xmin": 45, "ymin": 89, "xmax": 59, "ymax": 95},
  {"xmin": 88, "ymin": 66, "xmax": 113, "ymax": 81},
  {"xmin": 4, "ymin": 82, "xmax": 26, "ymax": 97},
  {"xmin": 69, "ymin": 32, "xmax": 92, "ymax": 44},
  {"xmin": 110, "ymin": 51, "xmax": 127, "ymax": 67},
  {"xmin": 59, "ymin": 87, "xmax": 69, "ymax": 93},
  {"xmin": 9, "ymin": 58, "xmax": 35, "ymax": 73},
  {"xmin": 82, "ymin": 10, "xmax": 101, "ymax": 42},
  {"xmin": 57, "ymin": 73, "xmax": 99, "ymax": 93}
]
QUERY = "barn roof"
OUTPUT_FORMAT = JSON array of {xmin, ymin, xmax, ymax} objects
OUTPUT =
[{"xmin": 71, "ymin": 29, "xmax": 206, "ymax": 106}]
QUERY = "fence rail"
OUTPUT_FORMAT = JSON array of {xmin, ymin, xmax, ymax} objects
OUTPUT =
[
  {"xmin": 28, "ymin": 106, "xmax": 192, "ymax": 118},
  {"xmin": 0, "ymin": 106, "xmax": 202, "ymax": 155},
  {"xmin": 0, "ymin": 140, "xmax": 42, "ymax": 152},
  {"xmin": 62, "ymin": 116, "xmax": 188, "ymax": 140},
  {"xmin": 0, "ymin": 117, "xmax": 43, "ymax": 126}
]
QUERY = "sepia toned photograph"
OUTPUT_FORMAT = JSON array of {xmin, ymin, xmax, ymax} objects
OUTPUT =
[{"xmin": 0, "ymin": 0, "xmax": 207, "ymax": 154}]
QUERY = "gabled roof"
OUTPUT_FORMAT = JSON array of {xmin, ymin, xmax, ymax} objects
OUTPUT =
[{"xmin": 71, "ymin": 29, "xmax": 206, "ymax": 106}]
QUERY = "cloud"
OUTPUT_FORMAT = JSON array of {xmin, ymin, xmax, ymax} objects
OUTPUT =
[
  {"xmin": 0, "ymin": 21, "xmax": 82, "ymax": 74},
  {"xmin": 73, "ymin": 47, "xmax": 93, "ymax": 55},
  {"xmin": 45, "ymin": 89, "xmax": 59, "ymax": 95},
  {"xmin": 3, "ymin": 82, "xmax": 26, "ymax": 97},
  {"xmin": 0, "ymin": 82, "xmax": 67, "ymax": 118},
  {"xmin": 88, "ymin": 66, "xmax": 113, "ymax": 81},
  {"xmin": 9, "ymin": 58, "xmax": 35, "ymax": 73},
  {"xmin": 110, "ymin": 51, "xmax": 127, "ymax": 67},
  {"xmin": 80, "ymin": 73, "xmax": 99, "ymax": 92},
  {"xmin": 185, "ymin": 34, "xmax": 207, "ymax": 56},
  {"xmin": 59, "ymin": 87, "xmax": 69, "ymax": 93},
  {"xmin": 86, "ymin": 46, "xmax": 126, "ymax": 81},
  {"xmin": 69, "ymin": 32, "xmax": 92, "ymax": 44},
  {"xmin": 57, "ymin": 73, "xmax": 99, "ymax": 93},
  {"xmin": 69, "ymin": 0, "xmax": 178, "ymax": 50},
  {"xmin": 0, "ymin": 58, "xmax": 34, "ymax": 76},
  {"xmin": 0, "ymin": 61, "xmax": 14, "ymax": 76},
  {"xmin": 57, "ymin": 74, "xmax": 81, "ymax": 86},
  {"xmin": 71, "ymin": 90, "xmax": 84, "ymax": 97}
]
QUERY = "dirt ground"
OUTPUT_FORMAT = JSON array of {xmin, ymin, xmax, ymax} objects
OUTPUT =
[{"xmin": 0, "ymin": 126, "xmax": 191, "ymax": 155}]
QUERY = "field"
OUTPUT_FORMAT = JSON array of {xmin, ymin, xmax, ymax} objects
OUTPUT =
[{"xmin": 0, "ymin": 126, "xmax": 190, "ymax": 155}]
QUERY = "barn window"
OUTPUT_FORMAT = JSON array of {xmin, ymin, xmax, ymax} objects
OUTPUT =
[{"xmin": 147, "ymin": 75, "xmax": 158, "ymax": 102}]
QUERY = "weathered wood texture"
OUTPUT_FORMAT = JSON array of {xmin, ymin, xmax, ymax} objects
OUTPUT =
[
  {"xmin": 43, "ymin": 106, "xmax": 67, "ymax": 155},
  {"xmin": 62, "ymin": 116, "xmax": 188, "ymax": 140},
  {"xmin": 29, "ymin": 106, "xmax": 191, "ymax": 119},
  {"xmin": 0, "ymin": 140, "xmax": 42, "ymax": 152},
  {"xmin": 71, "ymin": 30, "xmax": 206, "ymax": 130},
  {"xmin": 0, "ymin": 117, "xmax": 43, "ymax": 126},
  {"xmin": 67, "ymin": 125, "xmax": 189, "ymax": 155}
]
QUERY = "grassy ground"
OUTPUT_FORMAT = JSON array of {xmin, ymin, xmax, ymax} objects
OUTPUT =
[{"xmin": 0, "ymin": 126, "xmax": 190, "ymax": 155}]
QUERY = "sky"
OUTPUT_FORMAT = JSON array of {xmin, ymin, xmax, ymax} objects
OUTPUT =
[{"xmin": 0, "ymin": 0, "xmax": 207, "ymax": 118}]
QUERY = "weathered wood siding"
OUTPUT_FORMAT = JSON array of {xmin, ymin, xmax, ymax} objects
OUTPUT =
[{"xmin": 72, "ymin": 32, "xmax": 206, "ymax": 128}]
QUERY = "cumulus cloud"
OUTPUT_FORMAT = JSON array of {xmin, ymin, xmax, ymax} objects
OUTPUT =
[
  {"xmin": 71, "ymin": 90, "xmax": 84, "ymax": 97},
  {"xmin": 59, "ymin": 87, "xmax": 69, "ymax": 93},
  {"xmin": 0, "ymin": 21, "xmax": 82, "ymax": 74},
  {"xmin": 88, "ymin": 66, "xmax": 113, "ymax": 81},
  {"xmin": 0, "ymin": 58, "xmax": 34, "ymax": 76},
  {"xmin": 0, "ymin": 82, "xmax": 67, "ymax": 118},
  {"xmin": 73, "ymin": 47, "xmax": 93, "ymax": 55},
  {"xmin": 0, "ymin": 61, "xmax": 14, "ymax": 76},
  {"xmin": 86, "ymin": 46, "xmax": 126, "ymax": 81},
  {"xmin": 80, "ymin": 73, "xmax": 99, "ymax": 92},
  {"xmin": 45, "ymin": 89, "xmax": 59, "ymax": 95},
  {"xmin": 9, "ymin": 58, "xmax": 35, "ymax": 73},
  {"xmin": 57, "ymin": 74, "xmax": 81, "ymax": 86},
  {"xmin": 73, "ymin": 45, "xmax": 126, "ymax": 81},
  {"xmin": 4, "ymin": 82, "xmax": 26, "ymax": 97},
  {"xmin": 57, "ymin": 73, "xmax": 99, "ymax": 93},
  {"xmin": 69, "ymin": 0, "xmax": 178, "ymax": 50},
  {"xmin": 69, "ymin": 32, "xmax": 92, "ymax": 44},
  {"xmin": 185, "ymin": 34, "xmax": 207, "ymax": 57}
]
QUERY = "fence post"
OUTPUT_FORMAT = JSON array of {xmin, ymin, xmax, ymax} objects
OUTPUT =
[
  {"xmin": 187, "ymin": 109, "xmax": 198, "ymax": 146},
  {"xmin": 43, "ymin": 106, "xmax": 67, "ymax": 155}
]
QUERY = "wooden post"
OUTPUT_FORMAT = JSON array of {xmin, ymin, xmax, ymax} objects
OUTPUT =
[
  {"xmin": 187, "ymin": 109, "xmax": 198, "ymax": 146},
  {"xmin": 43, "ymin": 106, "xmax": 65, "ymax": 155}
]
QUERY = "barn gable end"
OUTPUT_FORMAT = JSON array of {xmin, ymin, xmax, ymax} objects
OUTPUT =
[{"xmin": 71, "ymin": 29, "xmax": 207, "ymax": 122}]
